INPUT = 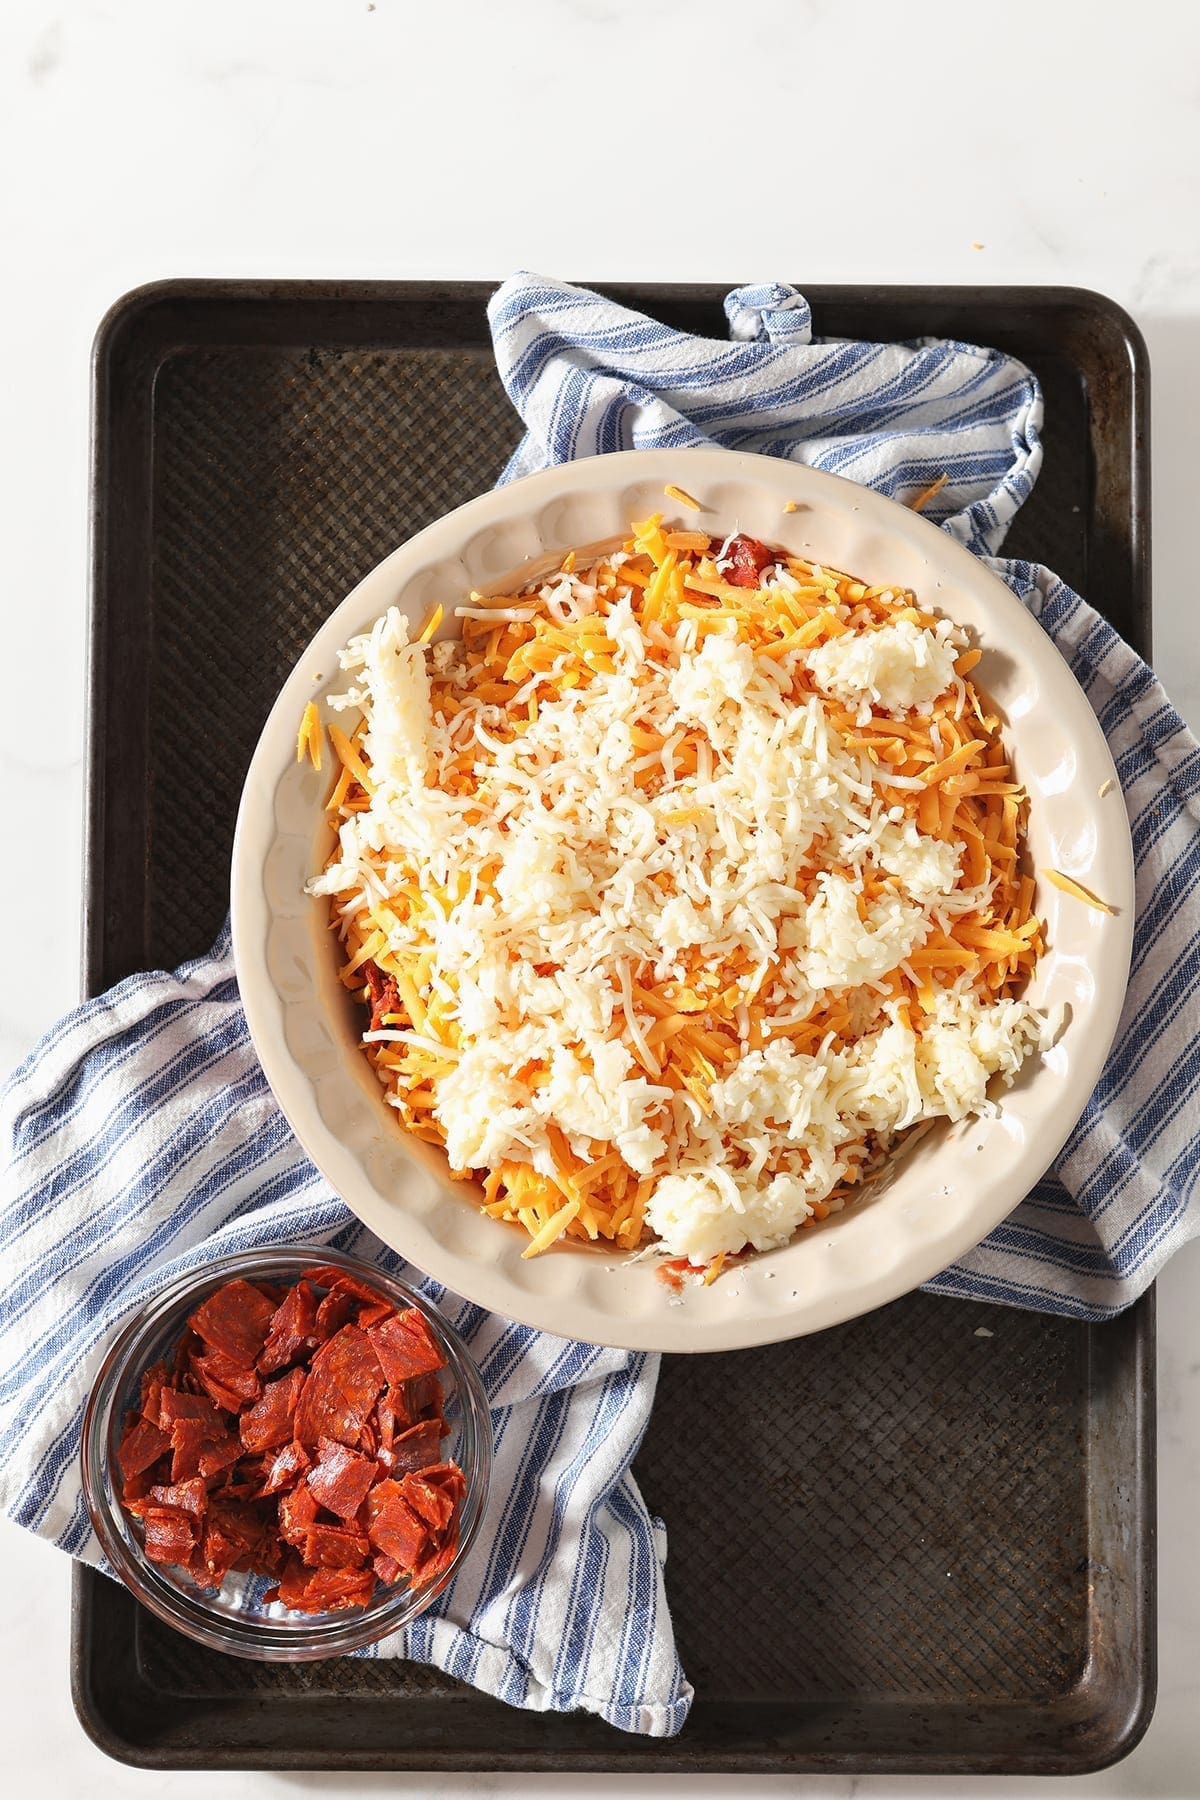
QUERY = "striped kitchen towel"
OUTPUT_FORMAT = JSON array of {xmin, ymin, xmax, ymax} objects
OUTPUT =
[
  {"xmin": 489, "ymin": 274, "xmax": 1200, "ymax": 1318},
  {"xmin": 0, "ymin": 280, "xmax": 1195, "ymax": 1736},
  {"xmin": 0, "ymin": 931, "xmax": 688, "ymax": 1734}
]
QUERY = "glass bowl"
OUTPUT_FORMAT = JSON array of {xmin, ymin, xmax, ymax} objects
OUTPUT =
[{"xmin": 80, "ymin": 1244, "xmax": 491, "ymax": 1661}]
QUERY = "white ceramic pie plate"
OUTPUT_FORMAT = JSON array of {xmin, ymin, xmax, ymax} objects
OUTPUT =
[{"xmin": 231, "ymin": 449, "xmax": 1133, "ymax": 1352}]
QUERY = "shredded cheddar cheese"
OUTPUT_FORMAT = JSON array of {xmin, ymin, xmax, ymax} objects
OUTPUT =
[
  {"xmin": 296, "ymin": 701, "xmax": 323, "ymax": 771},
  {"xmin": 309, "ymin": 519, "xmax": 1046, "ymax": 1264},
  {"xmin": 1045, "ymin": 869, "xmax": 1114, "ymax": 914},
  {"xmin": 663, "ymin": 484, "xmax": 702, "ymax": 511},
  {"xmin": 909, "ymin": 472, "xmax": 949, "ymax": 513},
  {"xmin": 417, "ymin": 603, "xmax": 444, "ymax": 645}
]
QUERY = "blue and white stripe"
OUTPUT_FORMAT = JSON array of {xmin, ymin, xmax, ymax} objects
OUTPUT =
[
  {"xmin": 0, "ymin": 276, "xmax": 1193, "ymax": 1734},
  {"xmin": 488, "ymin": 276, "xmax": 1043, "ymax": 558}
]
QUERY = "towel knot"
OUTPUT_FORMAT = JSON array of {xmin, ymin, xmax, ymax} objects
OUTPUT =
[{"xmin": 723, "ymin": 283, "xmax": 813, "ymax": 345}]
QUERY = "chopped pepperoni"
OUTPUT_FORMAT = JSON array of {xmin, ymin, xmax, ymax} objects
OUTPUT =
[
  {"xmin": 138, "ymin": 1361, "xmax": 171, "ymax": 1424},
  {"xmin": 117, "ymin": 1415, "xmax": 170, "ymax": 1483},
  {"xmin": 407, "ymin": 1372, "xmax": 443, "ymax": 1418},
  {"xmin": 410, "ymin": 1530, "xmax": 460, "ymax": 1589},
  {"xmin": 156, "ymin": 1390, "xmax": 242, "ymax": 1482},
  {"xmin": 367, "ymin": 1309, "xmax": 446, "ymax": 1384},
  {"xmin": 257, "ymin": 1440, "xmax": 311, "ymax": 1498},
  {"xmin": 257, "ymin": 1280, "xmax": 319, "ymax": 1375},
  {"xmin": 389, "ymin": 1419, "xmax": 445, "ymax": 1475},
  {"xmin": 375, "ymin": 1386, "xmax": 399, "ymax": 1451},
  {"xmin": 313, "ymin": 1286, "xmax": 356, "ymax": 1343},
  {"xmin": 213, "ymin": 1458, "xmax": 272, "ymax": 1500},
  {"xmin": 157, "ymin": 1388, "xmax": 224, "ymax": 1432},
  {"xmin": 278, "ymin": 1482, "xmax": 320, "ymax": 1548},
  {"xmin": 383, "ymin": 1379, "xmax": 422, "ymax": 1434},
  {"xmin": 362, "ymin": 959, "xmax": 402, "ymax": 1033},
  {"xmin": 364, "ymin": 1481, "xmax": 430, "ymax": 1569},
  {"xmin": 721, "ymin": 533, "xmax": 775, "ymax": 587},
  {"xmin": 115, "ymin": 1268, "xmax": 466, "ymax": 1615},
  {"xmin": 190, "ymin": 1346, "xmax": 263, "ymax": 1412},
  {"xmin": 302, "ymin": 1568, "xmax": 376, "ymax": 1612},
  {"xmin": 356, "ymin": 1299, "xmax": 396, "ymax": 1330},
  {"xmin": 294, "ymin": 1325, "xmax": 384, "ymax": 1448},
  {"xmin": 372, "ymin": 1550, "xmax": 402, "ymax": 1584},
  {"xmin": 304, "ymin": 1520, "xmax": 371, "ymax": 1570},
  {"xmin": 146, "ymin": 1476, "xmax": 208, "ymax": 1520},
  {"xmin": 239, "ymin": 1366, "xmax": 307, "ymax": 1454},
  {"xmin": 267, "ymin": 1559, "xmax": 375, "ymax": 1614},
  {"xmin": 306, "ymin": 1437, "xmax": 377, "ymax": 1521},
  {"xmin": 302, "ymin": 1265, "xmax": 391, "ymax": 1309},
  {"xmin": 187, "ymin": 1279, "xmax": 276, "ymax": 1367},
  {"xmin": 141, "ymin": 1506, "xmax": 198, "ymax": 1566},
  {"xmin": 400, "ymin": 1469, "xmax": 458, "ymax": 1533},
  {"xmin": 192, "ymin": 1527, "xmax": 238, "ymax": 1589},
  {"xmin": 169, "ymin": 1416, "xmax": 241, "ymax": 1484}
]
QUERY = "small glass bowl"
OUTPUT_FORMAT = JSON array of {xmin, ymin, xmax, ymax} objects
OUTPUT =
[{"xmin": 81, "ymin": 1244, "xmax": 491, "ymax": 1661}]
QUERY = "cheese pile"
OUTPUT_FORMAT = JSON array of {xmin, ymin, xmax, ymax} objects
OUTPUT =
[{"xmin": 309, "ymin": 516, "xmax": 1044, "ymax": 1266}]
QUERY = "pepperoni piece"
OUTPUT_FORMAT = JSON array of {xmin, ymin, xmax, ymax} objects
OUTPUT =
[
  {"xmin": 141, "ymin": 1505, "xmax": 197, "ymax": 1566},
  {"xmin": 278, "ymin": 1483, "xmax": 320, "ymax": 1548},
  {"xmin": 294, "ymin": 1326, "xmax": 384, "ymax": 1449},
  {"xmin": 356, "ymin": 1299, "xmax": 396, "ymax": 1330},
  {"xmin": 267, "ymin": 1558, "xmax": 375, "ymax": 1613},
  {"xmin": 257, "ymin": 1440, "xmax": 311, "ymax": 1498},
  {"xmin": 187, "ymin": 1279, "xmax": 277, "ymax": 1367},
  {"xmin": 190, "ymin": 1346, "xmax": 263, "ymax": 1413},
  {"xmin": 311, "ymin": 1287, "xmax": 355, "ymax": 1344},
  {"xmin": 306, "ymin": 1437, "xmax": 377, "ymax": 1521},
  {"xmin": 399, "ymin": 1470, "xmax": 457, "ymax": 1534},
  {"xmin": 399, "ymin": 1461, "xmax": 464, "ymax": 1533},
  {"xmin": 168, "ymin": 1416, "xmax": 241, "ymax": 1484},
  {"xmin": 722, "ymin": 533, "xmax": 775, "ymax": 588},
  {"xmin": 207, "ymin": 1496, "xmax": 271, "ymax": 1558},
  {"xmin": 257, "ymin": 1280, "xmax": 319, "ymax": 1375},
  {"xmin": 408, "ymin": 1371, "xmax": 444, "ymax": 1420},
  {"xmin": 389, "ymin": 1419, "xmax": 445, "ymax": 1475},
  {"xmin": 301, "ymin": 1265, "xmax": 388, "ymax": 1308},
  {"xmin": 138, "ymin": 1360, "xmax": 171, "ymax": 1425},
  {"xmin": 213, "ymin": 1464, "xmax": 270, "ymax": 1501},
  {"xmin": 158, "ymin": 1388, "xmax": 225, "ymax": 1433},
  {"xmin": 146, "ymin": 1476, "xmax": 208, "ymax": 1521},
  {"xmin": 157, "ymin": 1389, "xmax": 242, "ymax": 1481},
  {"xmin": 362, "ymin": 959, "xmax": 401, "ymax": 1033},
  {"xmin": 193, "ymin": 1499, "xmax": 279, "ymax": 1587},
  {"xmin": 301, "ymin": 1567, "xmax": 375, "ymax": 1611},
  {"xmin": 410, "ymin": 1529, "xmax": 460, "ymax": 1589},
  {"xmin": 367, "ymin": 1310, "xmax": 446, "ymax": 1384},
  {"xmin": 364, "ymin": 1481, "xmax": 430, "ymax": 1571},
  {"xmin": 372, "ymin": 1550, "xmax": 402, "ymax": 1585},
  {"xmin": 239, "ymin": 1366, "xmax": 307, "ymax": 1454},
  {"xmin": 375, "ymin": 1386, "xmax": 399, "ymax": 1452},
  {"xmin": 264, "ymin": 1555, "xmax": 313, "ymax": 1610},
  {"xmin": 117, "ymin": 1415, "xmax": 170, "ymax": 1483},
  {"xmin": 304, "ymin": 1521, "xmax": 371, "ymax": 1570},
  {"xmin": 192, "ymin": 1520, "xmax": 240, "ymax": 1589}
]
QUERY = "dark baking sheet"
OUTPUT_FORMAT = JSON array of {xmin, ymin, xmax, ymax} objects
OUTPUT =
[{"xmin": 72, "ymin": 281, "xmax": 1155, "ymax": 1774}]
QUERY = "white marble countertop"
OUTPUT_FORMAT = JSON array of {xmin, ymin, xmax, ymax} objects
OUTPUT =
[{"xmin": 2, "ymin": 1, "xmax": 1198, "ymax": 1793}]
